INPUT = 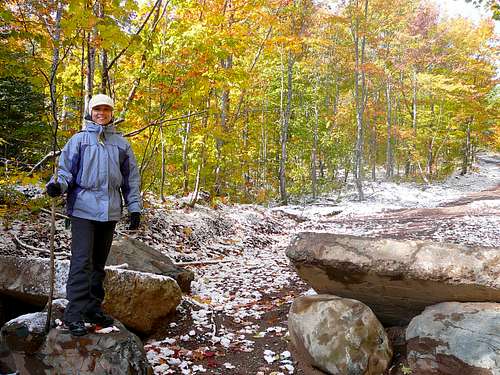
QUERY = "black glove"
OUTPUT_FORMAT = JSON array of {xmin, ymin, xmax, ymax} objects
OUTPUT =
[
  {"xmin": 129, "ymin": 212, "xmax": 141, "ymax": 230},
  {"xmin": 46, "ymin": 182, "xmax": 62, "ymax": 197}
]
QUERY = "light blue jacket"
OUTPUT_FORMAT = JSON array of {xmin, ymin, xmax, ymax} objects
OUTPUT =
[{"xmin": 50, "ymin": 121, "xmax": 142, "ymax": 222}]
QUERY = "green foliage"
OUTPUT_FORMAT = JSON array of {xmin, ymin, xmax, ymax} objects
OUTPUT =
[
  {"xmin": 0, "ymin": 184, "xmax": 25, "ymax": 207},
  {"xmin": 0, "ymin": 78, "xmax": 49, "ymax": 163},
  {"xmin": 0, "ymin": 0, "xmax": 497, "ymax": 203}
]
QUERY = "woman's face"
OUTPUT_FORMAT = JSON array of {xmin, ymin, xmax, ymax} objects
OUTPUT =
[{"xmin": 91, "ymin": 105, "xmax": 113, "ymax": 125}]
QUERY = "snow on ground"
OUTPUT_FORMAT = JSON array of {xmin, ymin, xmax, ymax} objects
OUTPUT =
[
  {"xmin": 275, "ymin": 152, "xmax": 500, "ymax": 220},
  {"xmin": 144, "ymin": 207, "xmax": 303, "ymax": 374},
  {"xmin": 143, "ymin": 153, "xmax": 499, "ymax": 374},
  {"xmin": 2, "ymin": 153, "xmax": 498, "ymax": 374}
]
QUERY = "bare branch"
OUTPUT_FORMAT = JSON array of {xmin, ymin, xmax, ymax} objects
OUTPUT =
[
  {"xmin": 123, "ymin": 111, "xmax": 207, "ymax": 138},
  {"xmin": 175, "ymin": 260, "xmax": 234, "ymax": 266},
  {"xmin": 28, "ymin": 150, "xmax": 62, "ymax": 176},
  {"xmin": 13, "ymin": 234, "xmax": 71, "ymax": 257}
]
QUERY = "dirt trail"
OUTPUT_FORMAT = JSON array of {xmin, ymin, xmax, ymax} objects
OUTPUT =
[{"xmin": 143, "ymin": 181, "xmax": 499, "ymax": 374}]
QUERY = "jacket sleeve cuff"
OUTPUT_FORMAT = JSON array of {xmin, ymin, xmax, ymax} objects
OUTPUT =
[
  {"xmin": 59, "ymin": 178, "xmax": 68, "ymax": 193},
  {"xmin": 127, "ymin": 202, "xmax": 142, "ymax": 214}
]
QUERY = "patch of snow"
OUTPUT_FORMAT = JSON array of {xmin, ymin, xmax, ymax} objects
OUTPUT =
[
  {"xmin": 6, "ymin": 312, "xmax": 46, "ymax": 332},
  {"xmin": 95, "ymin": 326, "xmax": 120, "ymax": 334}
]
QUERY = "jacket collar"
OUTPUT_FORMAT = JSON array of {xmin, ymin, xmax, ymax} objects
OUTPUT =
[{"xmin": 84, "ymin": 120, "xmax": 117, "ymax": 133}]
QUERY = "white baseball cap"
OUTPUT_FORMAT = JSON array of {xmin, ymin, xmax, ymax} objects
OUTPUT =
[{"xmin": 89, "ymin": 94, "xmax": 114, "ymax": 112}]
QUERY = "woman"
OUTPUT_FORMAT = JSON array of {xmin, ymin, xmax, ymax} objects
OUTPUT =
[{"xmin": 46, "ymin": 94, "xmax": 142, "ymax": 336}]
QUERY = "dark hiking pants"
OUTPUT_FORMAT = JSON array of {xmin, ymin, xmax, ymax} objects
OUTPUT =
[{"xmin": 63, "ymin": 217, "xmax": 116, "ymax": 322}]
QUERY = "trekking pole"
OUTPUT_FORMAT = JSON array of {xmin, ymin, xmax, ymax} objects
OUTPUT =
[{"xmin": 45, "ymin": 156, "xmax": 58, "ymax": 334}]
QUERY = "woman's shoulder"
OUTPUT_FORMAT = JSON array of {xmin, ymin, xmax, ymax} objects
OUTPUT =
[{"xmin": 70, "ymin": 129, "xmax": 96, "ymax": 144}]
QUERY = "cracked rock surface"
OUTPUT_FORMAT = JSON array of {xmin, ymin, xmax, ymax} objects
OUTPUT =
[{"xmin": 406, "ymin": 302, "xmax": 500, "ymax": 375}]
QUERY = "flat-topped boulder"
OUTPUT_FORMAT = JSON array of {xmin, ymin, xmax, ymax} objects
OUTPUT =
[
  {"xmin": 0, "ymin": 255, "xmax": 182, "ymax": 334},
  {"xmin": 286, "ymin": 232, "xmax": 500, "ymax": 326},
  {"xmin": 108, "ymin": 236, "xmax": 194, "ymax": 293}
]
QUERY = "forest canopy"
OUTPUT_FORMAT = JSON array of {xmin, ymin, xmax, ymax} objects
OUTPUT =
[{"xmin": 0, "ymin": 0, "xmax": 498, "ymax": 204}]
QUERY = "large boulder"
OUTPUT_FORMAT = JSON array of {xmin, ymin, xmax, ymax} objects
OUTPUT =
[
  {"xmin": 1, "ymin": 300, "xmax": 152, "ymax": 375},
  {"xmin": 0, "ymin": 255, "xmax": 182, "ymax": 334},
  {"xmin": 108, "ymin": 236, "xmax": 194, "ymax": 293},
  {"xmin": 286, "ymin": 232, "xmax": 500, "ymax": 326},
  {"xmin": 288, "ymin": 295, "xmax": 392, "ymax": 375},
  {"xmin": 103, "ymin": 269, "xmax": 181, "ymax": 333},
  {"xmin": 406, "ymin": 302, "xmax": 500, "ymax": 375},
  {"xmin": 0, "ymin": 255, "xmax": 68, "ymax": 305}
]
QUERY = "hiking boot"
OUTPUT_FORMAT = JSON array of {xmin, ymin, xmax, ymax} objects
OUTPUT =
[
  {"xmin": 64, "ymin": 320, "xmax": 88, "ymax": 337},
  {"xmin": 83, "ymin": 311, "xmax": 114, "ymax": 327}
]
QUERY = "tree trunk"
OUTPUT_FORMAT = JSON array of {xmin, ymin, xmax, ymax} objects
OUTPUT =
[
  {"xmin": 243, "ymin": 108, "xmax": 251, "ymax": 197},
  {"xmin": 370, "ymin": 115, "xmax": 376, "ymax": 181},
  {"xmin": 409, "ymin": 67, "xmax": 418, "ymax": 175},
  {"xmin": 385, "ymin": 78, "xmax": 393, "ymax": 178},
  {"xmin": 45, "ymin": 0, "xmax": 63, "ymax": 334},
  {"xmin": 352, "ymin": 0, "xmax": 368, "ymax": 201},
  {"xmin": 259, "ymin": 97, "xmax": 268, "ymax": 189},
  {"xmin": 48, "ymin": 0, "xmax": 63, "ymax": 136},
  {"xmin": 79, "ymin": 34, "xmax": 85, "ymax": 122},
  {"xmin": 84, "ymin": 20, "xmax": 96, "ymax": 123},
  {"xmin": 96, "ymin": 0, "xmax": 107, "ymax": 94},
  {"xmin": 279, "ymin": 50, "xmax": 294, "ymax": 205},
  {"xmin": 159, "ymin": 124, "xmax": 166, "ymax": 202},
  {"xmin": 332, "ymin": 76, "xmax": 339, "ymax": 127},
  {"xmin": 278, "ymin": 49, "xmax": 285, "ymax": 202},
  {"xmin": 427, "ymin": 137, "xmax": 434, "ymax": 176},
  {"xmin": 311, "ymin": 103, "xmax": 319, "ymax": 199},
  {"xmin": 412, "ymin": 68, "xmax": 417, "ymax": 135},
  {"xmin": 461, "ymin": 118, "xmax": 472, "ymax": 175},
  {"xmin": 100, "ymin": 49, "xmax": 108, "ymax": 94},
  {"xmin": 214, "ymin": 54, "xmax": 232, "ymax": 195},
  {"xmin": 60, "ymin": 95, "xmax": 67, "ymax": 130},
  {"xmin": 201, "ymin": 93, "xmax": 211, "ymax": 188},
  {"xmin": 182, "ymin": 111, "xmax": 192, "ymax": 194},
  {"xmin": 188, "ymin": 164, "xmax": 202, "ymax": 208}
]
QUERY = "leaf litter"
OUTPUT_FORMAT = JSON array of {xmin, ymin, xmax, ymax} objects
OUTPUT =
[{"xmin": 2, "ymin": 153, "xmax": 498, "ymax": 374}]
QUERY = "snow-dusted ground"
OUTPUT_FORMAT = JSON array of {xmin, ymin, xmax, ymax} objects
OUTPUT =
[
  {"xmin": 144, "ymin": 206, "xmax": 301, "ymax": 375},
  {"xmin": 2, "ymin": 153, "xmax": 498, "ymax": 374},
  {"xmin": 276, "ymin": 152, "xmax": 500, "ymax": 220},
  {"xmin": 143, "ymin": 153, "xmax": 499, "ymax": 374}
]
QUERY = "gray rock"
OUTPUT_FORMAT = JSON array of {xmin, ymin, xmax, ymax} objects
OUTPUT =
[
  {"xmin": 108, "ymin": 236, "xmax": 194, "ymax": 293},
  {"xmin": 406, "ymin": 302, "xmax": 500, "ymax": 375},
  {"xmin": 102, "ymin": 268, "xmax": 181, "ymax": 333},
  {"xmin": 288, "ymin": 295, "xmax": 392, "ymax": 375},
  {"xmin": 0, "ymin": 255, "xmax": 68, "ymax": 305},
  {"xmin": 286, "ymin": 232, "xmax": 500, "ymax": 326},
  {"xmin": 1, "ymin": 304, "xmax": 152, "ymax": 375},
  {"xmin": 0, "ymin": 255, "xmax": 182, "ymax": 334}
]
